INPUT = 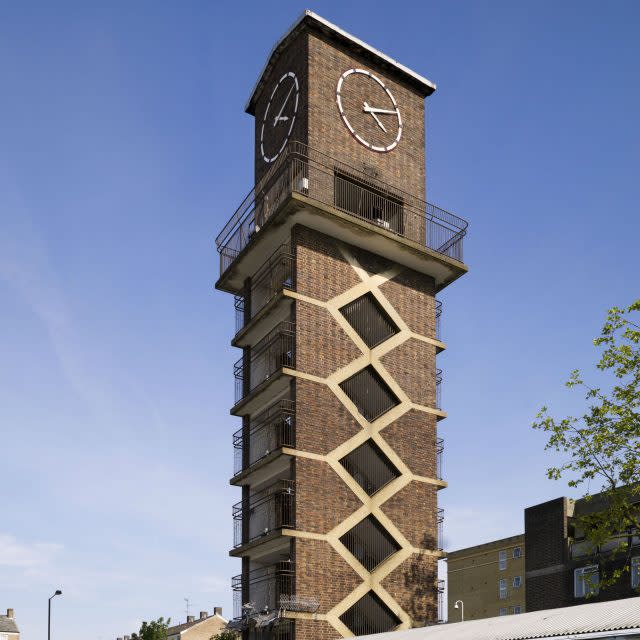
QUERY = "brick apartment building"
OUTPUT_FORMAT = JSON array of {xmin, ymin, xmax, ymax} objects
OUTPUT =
[
  {"xmin": 215, "ymin": 10, "xmax": 469, "ymax": 639},
  {"xmin": 447, "ymin": 534, "xmax": 525, "ymax": 621},
  {"xmin": 447, "ymin": 490, "xmax": 640, "ymax": 622}
]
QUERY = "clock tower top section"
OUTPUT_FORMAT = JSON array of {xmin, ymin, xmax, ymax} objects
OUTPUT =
[{"xmin": 247, "ymin": 10, "xmax": 436, "ymax": 200}]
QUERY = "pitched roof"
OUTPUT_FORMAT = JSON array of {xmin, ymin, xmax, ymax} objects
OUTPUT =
[
  {"xmin": 245, "ymin": 10, "xmax": 436, "ymax": 115},
  {"xmin": 0, "ymin": 615, "xmax": 19, "ymax": 634},
  {"xmin": 166, "ymin": 613, "xmax": 227, "ymax": 636},
  {"xmin": 355, "ymin": 596, "xmax": 640, "ymax": 640}
]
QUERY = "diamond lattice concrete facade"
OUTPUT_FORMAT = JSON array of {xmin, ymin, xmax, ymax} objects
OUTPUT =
[{"xmin": 215, "ymin": 11, "xmax": 469, "ymax": 639}]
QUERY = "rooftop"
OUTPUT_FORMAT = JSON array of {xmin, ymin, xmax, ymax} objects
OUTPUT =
[
  {"xmin": 448, "ymin": 533, "xmax": 525, "ymax": 558},
  {"xmin": 0, "ymin": 613, "xmax": 18, "ymax": 635},
  {"xmin": 246, "ymin": 10, "xmax": 436, "ymax": 114},
  {"xmin": 355, "ymin": 596, "xmax": 640, "ymax": 640}
]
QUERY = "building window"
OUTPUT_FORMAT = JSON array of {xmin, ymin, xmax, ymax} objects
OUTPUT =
[
  {"xmin": 499, "ymin": 607, "xmax": 508, "ymax": 616},
  {"xmin": 499, "ymin": 578, "xmax": 507, "ymax": 599},
  {"xmin": 513, "ymin": 605, "xmax": 522, "ymax": 614},
  {"xmin": 632, "ymin": 556, "xmax": 640, "ymax": 589},
  {"xmin": 513, "ymin": 576, "xmax": 522, "ymax": 588},
  {"xmin": 513, "ymin": 546, "xmax": 522, "ymax": 558},
  {"xmin": 499, "ymin": 549, "xmax": 507, "ymax": 570},
  {"xmin": 574, "ymin": 565, "xmax": 599, "ymax": 598}
]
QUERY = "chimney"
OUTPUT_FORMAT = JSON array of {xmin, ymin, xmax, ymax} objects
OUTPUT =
[
  {"xmin": 199, "ymin": 611, "xmax": 207, "ymax": 620},
  {"xmin": 187, "ymin": 616, "xmax": 195, "ymax": 623},
  {"xmin": 6, "ymin": 609, "xmax": 14, "ymax": 619},
  {"xmin": 213, "ymin": 607, "xmax": 222, "ymax": 617}
]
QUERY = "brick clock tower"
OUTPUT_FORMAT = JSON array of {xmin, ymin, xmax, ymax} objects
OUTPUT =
[{"xmin": 215, "ymin": 11, "xmax": 469, "ymax": 639}]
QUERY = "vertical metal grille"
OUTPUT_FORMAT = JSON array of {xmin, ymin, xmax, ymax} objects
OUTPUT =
[
  {"xmin": 339, "ymin": 590, "xmax": 400, "ymax": 636},
  {"xmin": 234, "ymin": 295, "xmax": 245, "ymax": 334},
  {"xmin": 233, "ymin": 322, "xmax": 295, "ymax": 403},
  {"xmin": 233, "ymin": 399, "xmax": 295, "ymax": 476},
  {"xmin": 437, "ymin": 508, "xmax": 444, "ymax": 551},
  {"xmin": 339, "ymin": 293, "xmax": 399, "ymax": 348},
  {"xmin": 437, "ymin": 579, "xmax": 445, "ymax": 623},
  {"xmin": 436, "ymin": 437, "xmax": 444, "ymax": 480},
  {"xmin": 233, "ymin": 480, "xmax": 295, "ymax": 548},
  {"xmin": 249, "ymin": 243, "xmax": 295, "ymax": 320},
  {"xmin": 340, "ymin": 439, "xmax": 400, "ymax": 496},
  {"xmin": 231, "ymin": 561, "xmax": 294, "ymax": 618},
  {"xmin": 435, "ymin": 299, "xmax": 442, "ymax": 341},
  {"xmin": 334, "ymin": 171, "xmax": 405, "ymax": 236},
  {"xmin": 339, "ymin": 365, "xmax": 400, "ymax": 421},
  {"xmin": 340, "ymin": 515, "xmax": 401, "ymax": 571},
  {"xmin": 436, "ymin": 368, "xmax": 443, "ymax": 409}
]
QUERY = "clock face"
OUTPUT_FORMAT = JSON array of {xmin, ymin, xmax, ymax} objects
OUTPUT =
[
  {"xmin": 260, "ymin": 71, "xmax": 299, "ymax": 163},
  {"xmin": 336, "ymin": 69, "xmax": 402, "ymax": 152}
]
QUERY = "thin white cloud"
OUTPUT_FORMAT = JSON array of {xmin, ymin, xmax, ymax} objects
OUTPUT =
[{"xmin": 0, "ymin": 533, "xmax": 63, "ymax": 568}]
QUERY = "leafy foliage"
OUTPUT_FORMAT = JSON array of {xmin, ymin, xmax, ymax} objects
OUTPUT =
[
  {"xmin": 533, "ymin": 300, "xmax": 640, "ymax": 591},
  {"xmin": 131, "ymin": 618, "xmax": 171, "ymax": 640},
  {"xmin": 210, "ymin": 631, "xmax": 239, "ymax": 640}
]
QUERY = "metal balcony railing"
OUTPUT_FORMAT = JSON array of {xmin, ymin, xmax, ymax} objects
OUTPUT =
[
  {"xmin": 215, "ymin": 141, "xmax": 468, "ymax": 277},
  {"xmin": 435, "ymin": 299, "xmax": 442, "ymax": 342},
  {"xmin": 232, "ymin": 560, "xmax": 295, "ymax": 618},
  {"xmin": 233, "ymin": 479, "xmax": 295, "ymax": 548},
  {"xmin": 234, "ymin": 322, "xmax": 295, "ymax": 404},
  {"xmin": 436, "ymin": 368, "xmax": 443, "ymax": 409},
  {"xmin": 436, "ymin": 437, "xmax": 444, "ymax": 480},
  {"xmin": 234, "ymin": 295, "xmax": 245, "ymax": 334},
  {"xmin": 233, "ymin": 399, "xmax": 295, "ymax": 476},
  {"xmin": 437, "ymin": 508, "xmax": 444, "ymax": 551},
  {"xmin": 437, "ymin": 579, "xmax": 446, "ymax": 623}
]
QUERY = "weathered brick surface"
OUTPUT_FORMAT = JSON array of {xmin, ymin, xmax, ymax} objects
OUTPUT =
[
  {"xmin": 293, "ymin": 618, "xmax": 341, "ymax": 640},
  {"xmin": 351, "ymin": 247, "xmax": 394, "ymax": 277},
  {"xmin": 307, "ymin": 32, "xmax": 427, "ymax": 203},
  {"xmin": 380, "ymin": 482, "xmax": 439, "ymax": 550},
  {"xmin": 380, "ymin": 269, "xmax": 436, "ymax": 338},
  {"xmin": 295, "ymin": 300, "xmax": 361, "ymax": 378},
  {"xmin": 379, "ymin": 338, "xmax": 436, "ymax": 408},
  {"xmin": 294, "ymin": 456, "xmax": 362, "ymax": 533},
  {"xmin": 379, "ymin": 410, "xmax": 437, "ymax": 479},
  {"xmin": 381, "ymin": 552, "xmax": 438, "ymax": 624},
  {"xmin": 295, "ymin": 378, "xmax": 362, "ymax": 455},
  {"xmin": 294, "ymin": 537, "xmax": 362, "ymax": 613},
  {"xmin": 293, "ymin": 226, "xmax": 361, "ymax": 301}
]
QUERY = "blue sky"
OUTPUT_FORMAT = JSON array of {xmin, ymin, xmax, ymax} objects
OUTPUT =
[{"xmin": 0, "ymin": 1, "xmax": 638, "ymax": 638}]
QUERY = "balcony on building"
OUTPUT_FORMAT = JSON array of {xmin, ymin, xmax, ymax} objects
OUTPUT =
[
  {"xmin": 232, "ymin": 479, "xmax": 295, "ymax": 554},
  {"xmin": 232, "ymin": 561, "xmax": 296, "ymax": 621},
  {"xmin": 215, "ymin": 142, "xmax": 468, "ymax": 295},
  {"xmin": 233, "ymin": 243, "xmax": 295, "ymax": 348},
  {"xmin": 232, "ymin": 399, "xmax": 295, "ymax": 485},
  {"xmin": 232, "ymin": 321, "xmax": 295, "ymax": 415}
]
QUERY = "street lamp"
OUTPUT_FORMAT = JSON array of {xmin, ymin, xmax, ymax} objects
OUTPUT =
[
  {"xmin": 454, "ymin": 599, "xmax": 464, "ymax": 622},
  {"xmin": 48, "ymin": 590, "xmax": 62, "ymax": 640}
]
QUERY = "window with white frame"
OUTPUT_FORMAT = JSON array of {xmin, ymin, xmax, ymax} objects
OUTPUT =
[
  {"xmin": 513, "ymin": 576, "xmax": 522, "ymax": 588},
  {"xmin": 499, "ymin": 578, "xmax": 507, "ymax": 599},
  {"xmin": 499, "ymin": 607, "xmax": 507, "ymax": 616},
  {"xmin": 0, "ymin": 634, "xmax": 8, "ymax": 640},
  {"xmin": 499, "ymin": 549, "xmax": 507, "ymax": 570},
  {"xmin": 574, "ymin": 565, "xmax": 599, "ymax": 598},
  {"xmin": 513, "ymin": 546, "xmax": 522, "ymax": 559},
  {"xmin": 632, "ymin": 556, "xmax": 640, "ymax": 589},
  {"xmin": 513, "ymin": 605, "xmax": 522, "ymax": 614}
]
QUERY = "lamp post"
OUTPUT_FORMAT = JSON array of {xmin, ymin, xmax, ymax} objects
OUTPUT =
[
  {"xmin": 48, "ymin": 590, "xmax": 62, "ymax": 640},
  {"xmin": 454, "ymin": 599, "xmax": 464, "ymax": 622}
]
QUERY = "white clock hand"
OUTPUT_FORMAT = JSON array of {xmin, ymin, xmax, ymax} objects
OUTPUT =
[
  {"xmin": 363, "ymin": 101, "xmax": 387, "ymax": 132},
  {"xmin": 274, "ymin": 84, "xmax": 295, "ymax": 127},
  {"xmin": 363, "ymin": 102, "xmax": 398, "ymax": 115}
]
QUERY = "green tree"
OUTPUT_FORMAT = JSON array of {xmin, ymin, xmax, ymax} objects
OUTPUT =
[
  {"xmin": 210, "ymin": 631, "xmax": 239, "ymax": 640},
  {"xmin": 131, "ymin": 617, "xmax": 171, "ymax": 640},
  {"xmin": 532, "ymin": 300, "xmax": 640, "ymax": 591}
]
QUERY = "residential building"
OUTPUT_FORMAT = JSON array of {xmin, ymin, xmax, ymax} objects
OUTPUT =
[
  {"xmin": 215, "ymin": 9, "xmax": 469, "ymax": 639},
  {"xmin": 446, "ymin": 488, "xmax": 640, "ymax": 621},
  {"xmin": 353, "ymin": 595, "xmax": 640, "ymax": 640},
  {"xmin": 525, "ymin": 490, "xmax": 640, "ymax": 612},
  {"xmin": 447, "ymin": 535, "xmax": 525, "ymax": 621},
  {"xmin": 166, "ymin": 609, "xmax": 228, "ymax": 640},
  {"xmin": 0, "ymin": 609, "xmax": 19, "ymax": 640}
]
